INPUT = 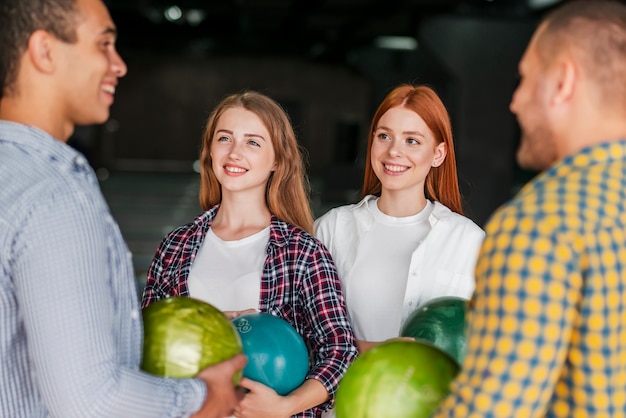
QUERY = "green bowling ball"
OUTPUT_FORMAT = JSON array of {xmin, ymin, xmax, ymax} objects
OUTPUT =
[
  {"xmin": 335, "ymin": 340, "xmax": 459, "ymax": 418},
  {"xmin": 400, "ymin": 296, "xmax": 468, "ymax": 365},
  {"xmin": 141, "ymin": 296, "xmax": 243, "ymax": 379}
]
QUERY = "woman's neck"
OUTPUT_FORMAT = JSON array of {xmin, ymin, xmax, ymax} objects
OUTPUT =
[
  {"xmin": 211, "ymin": 193, "xmax": 272, "ymax": 241},
  {"xmin": 377, "ymin": 190, "xmax": 427, "ymax": 217}
]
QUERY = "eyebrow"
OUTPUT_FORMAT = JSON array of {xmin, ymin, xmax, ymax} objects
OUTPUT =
[
  {"xmin": 101, "ymin": 26, "xmax": 118, "ymax": 37},
  {"xmin": 216, "ymin": 129, "xmax": 267, "ymax": 142},
  {"xmin": 376, "ymin": 125, "xmax": 426, "ymax": 137}
]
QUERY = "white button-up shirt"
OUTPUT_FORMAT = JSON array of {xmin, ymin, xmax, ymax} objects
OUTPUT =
[{"xmin": 315, "ymin": 195, "xmax": 485, "ymax": 340}]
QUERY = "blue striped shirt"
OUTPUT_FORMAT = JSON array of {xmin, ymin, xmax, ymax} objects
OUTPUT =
[{"xmin": 0, "ymin": 121, "xmax": 206, "ymax": 417}]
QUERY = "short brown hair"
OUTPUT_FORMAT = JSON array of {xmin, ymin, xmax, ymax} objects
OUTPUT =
[
  {"xmin": 537, "ymin": 0, "xmax": 626, "ymax": 108},
  {"xmin": 0, "ymin": 0, "xmax": 79, "ymax": 98}
]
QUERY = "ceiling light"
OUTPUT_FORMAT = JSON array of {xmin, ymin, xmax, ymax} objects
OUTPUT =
[
  {"xmin": 374, "ymin": 36, "xmax": 418, "ymax": 51},
  {"xmin": 528, "ymin": 0, "xmax": 563, "ymax": 10},
  {"xmin": 186, "ymin": 9, "xmax": 206, "ymax": 26},
  {"xmin": 164, "ymin": 5, "xmax": 183, "ymax": 22}
]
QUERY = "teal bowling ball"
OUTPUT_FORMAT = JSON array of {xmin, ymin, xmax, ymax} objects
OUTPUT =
[
  {"xmin": 400, "ymin": 296, "xmax": 468, "ymax": 365},
  {"xmin": 232, "ymin": 312, "xmax": 309, "ymax": 395}
]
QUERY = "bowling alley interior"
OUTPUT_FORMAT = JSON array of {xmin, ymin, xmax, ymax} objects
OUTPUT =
[{"xmin": 86, "ymin": 0, "xmax": 561, "ymax": 289}]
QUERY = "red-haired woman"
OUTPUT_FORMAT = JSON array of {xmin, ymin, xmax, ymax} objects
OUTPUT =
[{"xmin": 315, "ymin": 84, "xmax": 485, "ymax": 354}]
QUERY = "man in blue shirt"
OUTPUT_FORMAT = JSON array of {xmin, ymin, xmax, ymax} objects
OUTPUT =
[{"xmin": 0, "ymin": 0, "xmax": 246, "ymax": 417}]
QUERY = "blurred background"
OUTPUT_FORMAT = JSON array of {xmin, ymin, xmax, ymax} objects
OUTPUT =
[{"xmin": 87, "ymin": 0, "xmax": 565, "ymax": 287}]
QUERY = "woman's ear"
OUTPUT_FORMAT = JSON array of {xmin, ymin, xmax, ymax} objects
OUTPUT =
[{"xmin": 432, "ymin": 142, "xmax": 447, "ymax": 167}]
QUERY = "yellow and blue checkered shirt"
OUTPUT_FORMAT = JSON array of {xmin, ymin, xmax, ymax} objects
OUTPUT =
[{"xmin": 434, "ymin": 140, "xmax": 626, "ymax": 417}]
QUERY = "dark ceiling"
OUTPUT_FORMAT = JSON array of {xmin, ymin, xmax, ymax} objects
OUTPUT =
[{"xmin": 108, "ymin": 0, "xmax": 548, "ymax": 62}]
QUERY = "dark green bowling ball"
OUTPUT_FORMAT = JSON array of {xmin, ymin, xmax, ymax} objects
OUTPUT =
[{"xmin": 400, "ymin": 296, "xmax": 468, "ymax": 365}]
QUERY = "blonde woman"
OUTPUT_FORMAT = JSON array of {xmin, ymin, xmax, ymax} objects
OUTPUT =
[{"xmin": 142, "ymin": 91, "xmax": 358, "ymax": 418}]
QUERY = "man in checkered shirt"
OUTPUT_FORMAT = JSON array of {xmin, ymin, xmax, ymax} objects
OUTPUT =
[{"xmin": 435, "ymin": 1, "xmax": 626, "ymax": 416}]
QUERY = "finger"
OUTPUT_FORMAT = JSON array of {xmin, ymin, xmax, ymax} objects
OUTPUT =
[
  {"xmin": 393, "ymin": 336, "xmax": 416, "ymax": 342},
  {"xmin": 235, "ymin": 385, "xmax": 247, "ymax": 402},
  {"xmin": 229, "ymin": 353, "xmax": 248, "ymax": 371},
  {"xmin": 238, "ymin": 377, "xmax": 263, "ymax": 391},
  {"xmin": 223, "ymin": 311, "xmax": 238, "ymax": 320},
  {"xmin": 238, "ymin": 377, "xmax": 253, "ymax": 391},
  {"xmin": 239, "ymin": 377, "xmax": 276, "ymax": 394},
  {"xmin": 217, "ymin": 353, "xmax": 247, "ymax": 378},
  {"xmin": 230, "ymin": 308, "xmax": 258, "ymax": 318},
  {"xmin": 239, "ymin": 308, "xmax": 258, "ymax": 315},
  {"xmin": 195, "ymin": 353, "xmax": 246, "ymax": 381}
]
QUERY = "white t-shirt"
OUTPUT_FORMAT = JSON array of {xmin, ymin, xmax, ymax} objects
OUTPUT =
[
  {"xmin": 315, "ymin": 195, "xmax": 485, "ymax": 341},
  {"xmin": 187, "ymin": 227, "xmax": 269, "ymax": 311},
  {"xmin": 346, "ymin": 199, "xmax": 432, "ymax": 341}
]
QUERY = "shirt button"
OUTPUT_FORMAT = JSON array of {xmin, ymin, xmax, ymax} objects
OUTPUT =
[{"xmin": 131, "ymin": 310, "xmax": 139, "ymax": 320}]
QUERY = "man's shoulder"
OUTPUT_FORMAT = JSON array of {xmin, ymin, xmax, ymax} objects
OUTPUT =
[{"xmin": 0, "ymin": 147, "xmax": 73, "ymax": 226}]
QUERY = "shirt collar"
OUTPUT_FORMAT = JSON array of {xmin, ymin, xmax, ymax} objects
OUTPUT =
[
  {"xmin": 0, "ymin": 120, "xmax": 90, "ymax": 173},
  {"xmin": 351, "ymin": 194, "xmax": 453, "ymax": 227},
  {"xmin": 556, "ymin": 139, "xmax": 626, "ymax": 174},
  {"xmin": 196, "ymin": 204, "xmax": 292, "ymax": 248}
]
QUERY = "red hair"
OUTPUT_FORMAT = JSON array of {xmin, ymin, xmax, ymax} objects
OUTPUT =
[{"xmin": 361, "ymin": 84, "xmax": 464, "ymax": 214}]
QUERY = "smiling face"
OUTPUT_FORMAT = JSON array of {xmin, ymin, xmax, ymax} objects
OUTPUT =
[
  {"xmin": 56, "ymin": 0, "xmax": 127, "ymax": 127},
  {"xmin": 210, "ymin": 107, "xmax": 276, "ymax": 198},
  {"xmin": 510, "ymin": 27, "xmax": 559, "ymax": 171},
  {"xmin": 370, "ymin": 106, "xmax": 446, "ymax": 198}
]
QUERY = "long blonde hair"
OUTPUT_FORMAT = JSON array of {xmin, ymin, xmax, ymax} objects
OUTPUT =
[{"xmin": 199, "ymin": 91, "xmax": 314, "ymax": 234}]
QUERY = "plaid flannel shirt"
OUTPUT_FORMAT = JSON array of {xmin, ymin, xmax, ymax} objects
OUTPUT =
[{"xmin": 142, "ymin": 205, "xmax": 358, "ymax": 418}]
